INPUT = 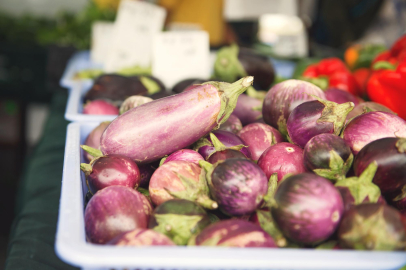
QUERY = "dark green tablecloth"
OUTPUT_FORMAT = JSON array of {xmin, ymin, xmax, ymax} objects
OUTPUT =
[{"xmin": 5, "ymin": 91, "xmax": 78, "ymax": 270}]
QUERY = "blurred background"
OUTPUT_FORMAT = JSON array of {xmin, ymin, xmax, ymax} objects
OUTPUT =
[{"xmin": 0, "ymin": 0, "xmax": 405, "ymax": 268}]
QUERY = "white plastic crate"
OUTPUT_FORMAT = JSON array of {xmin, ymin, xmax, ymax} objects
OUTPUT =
[{"xmin": 55, "ymin": 122, "xmax": 406, "ymax": 270}]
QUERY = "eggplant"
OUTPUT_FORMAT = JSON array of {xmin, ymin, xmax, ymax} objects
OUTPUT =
[
  {"xmin": 149, "ymin": 160, "xmax": 216, "ymax": 209},
  {"xmin": 231, "ymin": 94, "xmax": 262, "ymax": 126},
  {"xmin": 84, "ymin": 74, "xmax": 165, "ymax": 102},
  {"xmin": 161, "ymin": 149, "xmax": 204, "ymax": 166},
  {"xmin": 346, "ymin": 101, "xmax": 396, "ymax": 121},
  {"xmin": 257, "ymin": 142, "xmax": 307, "ymax": 181},
  {"xmin": 271, "ymin": 173, "xmax": 344, "ymax": 245},
  {"xmin": 171, "ymin": 78, "xmax": 207, "ymax": 93},
  {"xmin": 338, "ymin": 203, "xmax": 406, "ymax": 250},
  {"xmin": 218, "ymin": 114, "xmax": 243, "ymax": 134},
  {"xmin": 287, "ymin": 97, "xmax": 354, "ymax": 148},
  {"xmin": 83, "ymin": 99, "xmax": 119, "ymax": 115},
  {"xmin": 85, "ymin": 186, "xmax": 153, "ymax": 244},
  {"xmin": 189, "ymin": 219, "xmax": 277, "ymax": 247},
  {"xmin": 342, "ymin": 111, "xmax": 406, "ymax": 155},
  {"xmin": 148, "ymin": 199, "xmax": 211, "ymax": 245},
  {"xmin": 237, "ymin": 123, "xmax": 284, "ymax": 161},
  {"xmin": 249, "ymin": 209, "xmax": 288, "ymax": 247},
  {"xmin": 200, "ymin": 159, "xmax": 268, "ymax": 216},
  {"xmin": 119, "ymin": 95, "xmax": 153, "ymax": 115},
  {"xmin": 262, "ymin": 79, "xmax": 326, "ymax": 136},
  {"xmin": 324, "ymin": 88, "xmax": 361, "ymax": 106},
  {"xmin": 213, "ymin": 44, "xmax": 275, "ymax": 90},
  {"xmin": 138, "ymin": 164, "xmax": 155, "ymax": 188},
  {"xmin": 83, "ymin": 121, "xmax": 110, "ymax": 162},
  {"xmin": 107, "ymin": 228, "xmax": 175, "ymax": 246},
  {"xmin": 303, "ymin": 134, "xmax": 353, "ymax": 181},
  {"xmin": 100, "ymin": 77, "xmax": 253, "ymax": 164},
  {"xmin": 204, "ymin": 133, "xmax": 248, "ymax": 164}
]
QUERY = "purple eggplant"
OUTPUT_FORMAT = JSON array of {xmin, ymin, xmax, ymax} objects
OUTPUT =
[
  {"xmin": 148, "ymin": 199, "xmax": 211, "ymax": 245},
  {"xmin": 207, "ymin": 149, "xmax": 248, "ymax": 164},
  {"xmin": 262, "ymin": 79, "xmax": 326, "ymax": 136},
  {"xmin": 149, "ymin": 161, "xmax": 216, "ymax": 209},
  {"xmin": 287, "ymin": 97, "xmax": 354, "ymax": 148},
  {"xmin": 172, "ymin": 78, "xmax": 207, "ymax": 93},
  {"xmin": 231, "ymin": 94, "xmax": 262, "ymax": 126},
  {"xmin": 83, "ymin": 99, "xmax": 119, "ymax": 115},
  {"xmin": 257, "ymin": 142, "xmax": 307, "ymax": 181},
  {"xmin": 200, "ymin": 159, "xmax": 268, "ymax": 216},
  {"xmin": 119, "ymin": 95, "xmax": 153, "ymax": 115},
  {"xmin": 304, "ymin": 134, "xmax": 353, "ymax": 181},
  {"xmin": 324, "ymin": 88, "xmax": 361, "ymax": 106},
  {"xmin": 194, "ymin": 130, "xmax": 250, "ymax": 160},
  {"xmin": 218, "ymin": 114, "xmax": 243, "ymax": 134},
  {"xmin": 338, "ymin": 203, "xmax": 406, "ymax": 250},
  {"xmin": 342, "ymin": 111, "xmax": 406, "ymax": 155},
  {"xmin": 85, "ymin": 186, "xmax": 153, "ymax": 244},
  {"xmin": 83, "ymin": 121, "xmax": 110, "ymax": 162},
  {"xmin": 80, "ymin": 150, "xmax": 141, "ymax": 194},
  {"xmin": 138, "ymin": 164, "xmax": 155, "ymax": 187},
  {"xmin": 354, "ymin": 137, "xmax": 406, "ymax": 205},
  {"xmin": 271, "ymin": 173, "xmax": 344, "ymax": 245},
  {"xmin": 346, "ymin": 101, "xmax": 396, "ymax": 121},
  {"xmin": 107, "ymin": 228, "xmax": 175, "ymax": 246},
  {"xmin": 161, "ymin": 149, "xmax": 204, "ymax": 166},
  {"xmin": 100, "ymin": 77, "xmax": 253, "ymax": 164},
  {"xmin": 237, "ymin": 123, "xmax": 284, "ymax": 161},
  {"xmin": 189, "ymin": 219, "xmax": 277, "ymax": 247}
]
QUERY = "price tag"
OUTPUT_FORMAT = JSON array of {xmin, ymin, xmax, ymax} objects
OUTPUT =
[
  {"xmin": 104, "ymin": 0, "xmax": 166, "ymax": 72},
  {"xmin": 90, "ymin": 21, "xmax": 114, "ymax": 65},
  {"xmin": 152, "ymin": 31, "xmax": 210, "ymax": 89}
]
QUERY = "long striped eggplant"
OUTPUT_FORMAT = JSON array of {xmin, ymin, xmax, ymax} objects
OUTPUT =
[{"xmin": 100, "ymin": 77, "xmax": 253, "ymax": 164}]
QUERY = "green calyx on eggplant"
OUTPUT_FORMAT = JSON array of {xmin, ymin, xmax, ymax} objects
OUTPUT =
[
  {"xmin": 251, "ymin": 208, "xmax": 288, "ymax": 247},
  {"xmin": 148, "ymin": 199, "xmax": 211, "ymax": 245}
]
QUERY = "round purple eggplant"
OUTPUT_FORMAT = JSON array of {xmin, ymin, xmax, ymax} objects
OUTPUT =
[
  {"xmin": 107, "ymin": 228, "xmax": 175, "ymax": 246},
  {"xmin": 85, "ymin": 186, "xmax": 153, "ymax": 244},
  {"xmin": 200, "ymin": 159, "xmax": 268, "ymax": 216},
  {"xmin": 189, "ymin": 219, "xmax": 277, "ymax": 247},
  {"xmin": 237, "ymin": 123, "xmax": 284, "ymax": 161},
  {"xmin": 287, "ymin": 97, "xmax": 354, "ymax": 148},
  {"xmin": 148, "ymin": 199, "xmax": 211, "ymax": 245},
  {"xmin": 231, "ymin": 94, "xmax": 262, "ymax": 126},
  {"xmin": 119, "ymin": 95, "xmax": 153, "ymax": 115},
  {"xmin": 304, "ymin": 134, "xmax": 353, "ymax": 181},
  {"xmin": 100, "ymin": 77, "xmax": 253, "ymax": 164},
  {"xmin": 218, "ymin": 114, "xmax": 243, "ymax": 134},
  {"xmin": 324, "ymin": 88, "xmax": 361, "ymax": 106},
  {"xmin": 262, "ymin": 79, "xmax": 326, "ymax": 136},
  {"xmin": 257, "ymin": 142, "xmax": 307, "ymax": 181},
  {"xmin": 83, "ymin": 99, "xmax": 119, "ymax": 115},
  {"xmin": 149, "ymin": 161, "xmax": 216, "ymax": 209},
  {"xmin": 83, "ymin": 121, "xmax": 110, "ymax": 162},
  {"xmin": 80, "ymin": 154, "xmax": 140, "ymax": 194},
  {"xmin": 346, "ymin": 101, "xmax": 396, "ymax": 121},
  {"xmin": 161, "ymin": 149, "xmax": 204, "ymax": 165},
  {"xmin": 338, "ymin": 203, "xmax": 406, "ymax": 250},
  {"xmin": 207, "ymin": 149, "xmax": 248, "ymax": 164},
  {"xmin": 138, "ymin": 164, "xmax": 155, "ymax": 187},
  {"xmin": 194, "ymin": 130, "xmax": 250, "ymax": 160},
  {"xmin": 271, "ymin": 173, "xmax": 344, "ymax": 245},
  {"xmin": 342, "ymin": 111, "xmax": 406, "ymax": 155},
  {"xmin": 172, "ymin": 78, "xmax": 207, "ymax": 93}
]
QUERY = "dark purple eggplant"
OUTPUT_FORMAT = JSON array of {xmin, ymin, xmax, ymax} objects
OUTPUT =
[
  {"xmin": 346, "ymin": 101, "xmax": 396, "ymax": 121},
  {"xmin": 83, "ymin": 99, "xmax": 119, "ymax": 115},
  {"xmin": 304, "ymin": 134, "xmax": 353, "ymax": 181},
  {"xmin": 200, "ymin": 159, "xmax": 268, "ymax": 216},
  {"xmin": 107, "ymin": 228, "xmax": 175, "ymax": 246},
  {"xmin": 171, "ymin": 78, "xmax": 207, "ymax": 93},
  {"xmin": 342, "ymin": 111, "xmax": 406, "ymax": 155},
  {"xmin": 148, "ymin": 199, "xmax": 211, "ymax": 245},
  {"xmin": 213, "ymin": 44, "xmax": 275, "ymax": 90},
  {"xmin": 271, "ymin": 173, "xmax": 344, "ymax": 245},
  {"xmin": 287, "ymin": 97, "xmax": 354, "ymax": 148},
  {"xmin": 189, "ymin": 219, "xmax": 277, "ymax": 247},
  {"xmin": 338, "ymin": 203, "xmax": 406, "ymax": 250},
  {"xmin": 324, "ymin": 88, "xmax": 361, "ymax": 106},
  {"xmin": 231, "ymin": 94, "xmax": 262, "ymax": 126},
  {"xmin": 257, "ymin": 142, "xmax": 307, "ymax": 182},
  {"xmin": 138, "ymin": 164, "xmax": 155, "ymax": 188},
  {"xmin": 262, "ymin": 79, "xmax": 326, "ymax": 136},
  {"xmin": 202, "ymin": 132, "xmax": 248, "ymax": 164},
  {"xmin": 237, "ymin": 123, "xmax": 284, "ymax": 161},
  {"xmin": 218, "ymin": 114, "xmax": 243, "ymax": 134}
]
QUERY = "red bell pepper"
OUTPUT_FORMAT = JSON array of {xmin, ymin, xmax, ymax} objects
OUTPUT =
[{"xmin": 352, "ymin": 68, "xmax": 371, "ymax": 97}]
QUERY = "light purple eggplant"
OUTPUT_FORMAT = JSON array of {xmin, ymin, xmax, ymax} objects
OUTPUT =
[
  {"xmin": 194, "ymin": 130, "xmax": 250, "ymax": 160},
  {"xmin": 271, "ymin": 173, "xmax": 344, "ymax": 245},
  {"xmin": 149, "ymin": 161, "xmax": 217, "ymax": 209},
  {"xmin": 342, "ymin": 111, "xmax": 406, "ymax": 155},
  {"xmin": 262, "ymin": 79, "xmax": 326, "ymax": 136},
  {"xmin": 100, "ymin": 77, "xmax": 253, "ymax": 164},
  {"xmin": 161, "ymin": 149, "xmax": 204, "ymax": 165},
  {"xmin": 346, "ymin": 101, "xmax": 396, "ymax": 121},
  {"xmin": 287, "ymin": 98, "xmax": 354, "ymax": 148},
  {"xmin": 83, "ymin": 121, "xmax": 110, "ymax": 162},
  {"xmin": 218, "ymin": 114, "xmax": 243, "ymax": 134},
  {"xmin": 237, "ymin": 123, "xmax": 284, "ymax": 161},
  {"xmin": 324, "ymin": 88, "xmax": 361, "ymax": 106},
  {"xmin": 303, "ymin": 134, "xmax": 353, "ymax": 181},
  {"xmin": 257, "ymin": 142, "xmax": 307, "ymax": 182},
  {"xmin": 231, "ymin": 94, "xmax": 262, "ymax": 126},
  {"xmin": 107, "ymin": 228, "xmax": 175, "ymax": 246},
  {"xmin": 338, "ymin": 203, "xmax": 406, "ymax": 250},
  {"xmin": 200, "ymin": 159, "xmax": 268, "ymax": 216},
  {"xmin": 189, "ymin": 219, "xmax": 277, "ymax": 247},
  {"xmin": 85, "ymin": 186, "xmax": 153, "ymax": 244},
  {"xmin": 83, "ymin": 99, "xmax": 119, "ymax": 115}
]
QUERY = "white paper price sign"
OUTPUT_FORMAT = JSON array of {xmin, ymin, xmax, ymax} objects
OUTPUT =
[
  {"xmin": 152, "ymin": 31, "xmax": 210, "ymax": 89},
  {"xmin": 104, "ymin": 0, "xmax": 166, "ymax": 72},
  {"xmin": 91, "ymin": 21, "xmax": 114, "ymax": 65}
]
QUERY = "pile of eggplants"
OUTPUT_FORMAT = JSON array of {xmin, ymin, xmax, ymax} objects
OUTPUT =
[{"xmin": 79, "ymin": 76, "xmax": 406, "ymax": 252}]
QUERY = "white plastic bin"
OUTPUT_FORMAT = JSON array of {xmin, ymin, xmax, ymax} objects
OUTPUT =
[{"xmin": 55, "ymin": 122, "xmax": 406, "ymax": 270}]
